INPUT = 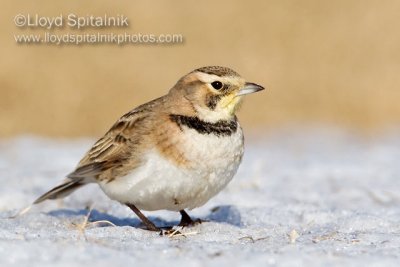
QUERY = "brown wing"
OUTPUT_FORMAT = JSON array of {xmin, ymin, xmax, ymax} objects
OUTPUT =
[
  {"xmin": 67, "ymin": 101, "xmax": 159, "ymax": 182},
  {"xmin": 78, "ymin": 114, "xmax": 146, "ymax": 166}
]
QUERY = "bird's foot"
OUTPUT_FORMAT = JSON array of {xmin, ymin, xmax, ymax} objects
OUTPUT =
[
  {"xmin": 178, "ymin": 217, "xmax": 204, "ymax": 227},
  {"xmin": 178, "ymin": 210, "xmax": 205, "ymax": 227}
]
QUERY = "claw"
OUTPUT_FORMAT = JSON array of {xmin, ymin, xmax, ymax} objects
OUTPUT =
[{"xmin": 160, "ymin": 227, "xmax": 182, "ymax": 236}]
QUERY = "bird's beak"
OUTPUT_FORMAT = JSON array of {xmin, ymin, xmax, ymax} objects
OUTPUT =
[{"xmin": 237, "ymin": 82, "xmax": 265, "ymax": 96}]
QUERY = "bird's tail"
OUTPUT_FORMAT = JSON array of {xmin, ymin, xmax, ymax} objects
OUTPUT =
[{"xmin": 33, "ymin": 178, "xmax": 85, "ymax": 204}]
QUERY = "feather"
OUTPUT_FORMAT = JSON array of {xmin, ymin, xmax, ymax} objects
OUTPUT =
[{"xmin": 33, "ymin": 178, "xmax": 84, "ymax": 204}]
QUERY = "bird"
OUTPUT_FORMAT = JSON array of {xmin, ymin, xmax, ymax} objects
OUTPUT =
[{"xmin": 33, "ymin": 66, "xmax": 264, "ymax": 232}]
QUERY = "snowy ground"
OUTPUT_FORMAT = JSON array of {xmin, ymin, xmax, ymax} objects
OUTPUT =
[{"xmin": 0, "ymin": 128, "xmax": 400, "ymax": 267}]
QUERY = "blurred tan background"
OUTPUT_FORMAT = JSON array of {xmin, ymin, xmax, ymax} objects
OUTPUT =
[{"xmin": 1, "ymin": 0, "xmax": 399, "ymax": 137}]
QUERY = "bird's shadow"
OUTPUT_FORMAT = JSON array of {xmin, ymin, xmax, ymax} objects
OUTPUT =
[{"xmin": 46, "ymin": 205, "xmax": 242, "ymax": 228}]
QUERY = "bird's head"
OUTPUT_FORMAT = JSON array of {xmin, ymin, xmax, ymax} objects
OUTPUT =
[{"xmin": 170, "ymin": 66, "xmax": 265, "ymax": 122}]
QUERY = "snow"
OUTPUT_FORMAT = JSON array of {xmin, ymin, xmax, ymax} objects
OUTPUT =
[{"xmin": 1, "ymin": 129, "xmax": 400, "ymax": 267}]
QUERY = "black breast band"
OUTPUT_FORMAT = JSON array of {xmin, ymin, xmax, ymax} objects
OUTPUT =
[{"xmin": 169, "ymin": 114, "xmax": 238, "ymax": 137}]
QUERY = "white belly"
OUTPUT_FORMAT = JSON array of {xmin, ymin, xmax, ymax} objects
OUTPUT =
[{"xmin": 99, "ymin": 127, "xmax": 244, "ymax": 211}]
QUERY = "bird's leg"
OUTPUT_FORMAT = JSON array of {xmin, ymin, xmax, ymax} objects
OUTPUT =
[
  {"xmin": 126, "ymin": 203, "xmax": 160, "ymax": 232},
  {"xmin": 179, "ymin": 210, "xmax": 202, "ymax": 227}
]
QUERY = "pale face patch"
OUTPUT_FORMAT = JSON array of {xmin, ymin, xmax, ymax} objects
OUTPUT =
[
  {"xmin": 189, "ymin": 72, "xmax": 246, "ymax": 122},
  {"xmin": 218, "ymin": 94, "xmax": 244, "ymax": 115}
]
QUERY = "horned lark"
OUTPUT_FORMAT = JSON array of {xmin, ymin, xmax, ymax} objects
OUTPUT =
[{"xmin": 34, "ymin": 66, "xmax": 264, "ymax": 232}]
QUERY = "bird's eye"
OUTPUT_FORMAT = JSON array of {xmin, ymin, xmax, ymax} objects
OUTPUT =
[{"xmin": 211, "ymin": 81, "xmax": 223, "ymax": 90}]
